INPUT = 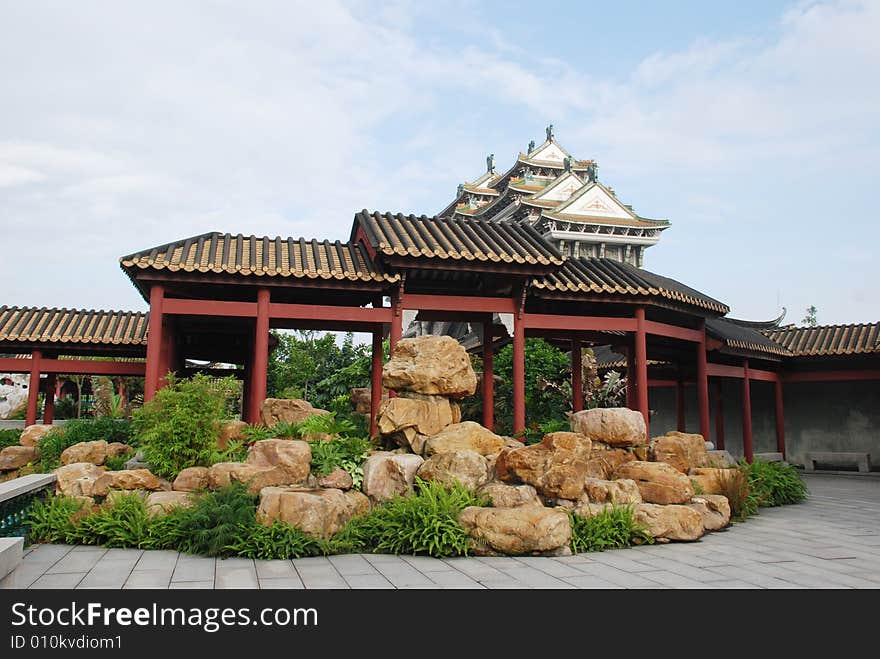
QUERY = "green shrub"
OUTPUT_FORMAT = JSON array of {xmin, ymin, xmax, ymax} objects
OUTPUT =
[
  {"xmin": 209, "ymin": 439, "xmax": 249, "ymax": 464},
  {"xmin": 744, "ymin": 459, "xmax": 808, "ymax": 508},
  {"xmin": 225, "ymin": 521, "xmax": 326, "ymax": 559},
  {"xmin": 569, "ymin": 506, "xmax": 653, "ymax": 553},
  {"xmin": 706, "ymin": 467, "xmax": 755, "ymax": 521},
  {"xmin": 151, "ymin": 483, "xmax": 258, "ymax": 557},
  {"xmin": 37, "ymin": 417, "xmax": 132, "ymax": 472},
  {"xmin": 69, "ymin": 494, "xmax": 152, "ymax": 547},
  {"xmin": 342, "ymin": 478, "xmax": 486, "ymax": 557},
  {"xmin": 132, "ymin": 374, "xmax": 233, "ymax": 479},
  {"xmin": 0, "ymin": 428, "xmax": 22, "ymax": 449},
  {"xmin": 240, "ymin": 424, "xmax": 274, "ymax": 442},
  {"xmin": 26, "ymin": 495, "xmax": 86, "ymax": 544},
  {"xmin": 103, "ymin": 451, "xmax": 134, "ymax": 471},
  {"xmin": 309, "ymin": 435, "xmax": 372, "ymax": 488}
]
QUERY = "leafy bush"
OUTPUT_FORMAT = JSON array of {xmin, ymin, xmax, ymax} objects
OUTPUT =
[
  {"xmin": 744, "ymin": 459, "xmax": 809, "ymax": 508},
  {"xmin": 209, "ymin": 439, "xmax": 249, "ymax": 464},
  {"xmin": 103, "ymin": 451, "xmax": 134, "ymax": 471},
  {"xmin": 569, "ymin": 506, "xmax": 653, "ymax": 553},
  {"xmin": 132, "ymin": 374, "xmax": 233, "ymax": 479},
  {"xmin": 342, "ymin": 479, "xmax": 486, "ymax": 557},
  {"xmin": 37, "ymin": 417, "xmax": 132, "ymax": 472},
  {"xmin": 0, "ymin": 428, "xmax": 22, "ymax": 450},
  {"xmin": 225, "ymin": 521, "xmax": 326, "ymax": 559},
  {"xmin": 240, "ymin": 424, "xmax": 274, "ymax": 442},
  {"xmin": 151, "ymin": 483, "xmax": 259, "ymax": 556},
  {"xmin": 26, "ymin": 495, "xmax": 87, "ymax": 544},
  {"xmin": 309, "ymin": 435, "xmax": 372, "ymax": 488}
]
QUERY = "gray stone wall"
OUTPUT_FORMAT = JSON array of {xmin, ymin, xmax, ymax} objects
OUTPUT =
[{"xmin": 647, "ymin": 379, "xmax": 880, "ymax": 467}]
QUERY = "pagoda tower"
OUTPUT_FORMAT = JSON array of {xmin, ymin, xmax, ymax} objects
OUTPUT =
[{"xmin": 438, "ymin": 125, "xmax": 669, "ymax": 267}]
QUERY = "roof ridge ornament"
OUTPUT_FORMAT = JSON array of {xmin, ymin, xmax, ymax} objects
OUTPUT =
[
  {"xmin": 528, "ymin": 139, "xmax": 535, "ymax": 154},
  {"xmin": 586, "ymin": 160, "xmax": 598, "ymax": 183},
  {"xmin": 486, "ymin": 153, "xmax": 495, "ymax": 173},
  {"xmin": 546, "ymin": 124, "xmax": 554, "ymax": 142},
  {"xmin": 563, "ymin": 156, "xmax": 572, "ymax": 172}
]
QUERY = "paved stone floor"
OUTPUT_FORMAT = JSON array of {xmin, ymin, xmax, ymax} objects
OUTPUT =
[{"xmin": 3, "ymin": 474, "xmax": 879, "ymax": 589}]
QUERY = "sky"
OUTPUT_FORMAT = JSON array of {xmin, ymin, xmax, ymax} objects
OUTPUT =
[{"xmin": 1, "ymin": 0, "xmax": 878, "ymax": 325}]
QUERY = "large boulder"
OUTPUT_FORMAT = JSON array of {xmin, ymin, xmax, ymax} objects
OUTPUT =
[
  {"xmin": 496, "ymin": 432, "xmax": 592, "ymax": 500},
  {"xmin": 650, "ymin": 431, "xmax": 710, "ymax": 473},
  {"xmin": 582, "ymin": 448, "xmax": 636, "ymax": 479},
  {"xmin": 376, "ymin": 394, "xmax": 461, "ymax": 454},
  {"xmin": 318, "ymin": 468, "xmax": 353, "ymax": 490},
  {"xmin": 107, "ymin": 469, "xmax": 163, "ymax": 491},
  {"xmin": 207, "ymin": 462, "xmax": 291, "ymax": 495},
  {"xmin": 570, "ymin": 407, "xmax": 646, "ymax": 447},
  {"xmin": 106, "ymin": 442, "xmax": 132, "ymax": 458},
  {"xmin": 632, "ymin": 503, "xmax": 704, "ymax": 541},
  {"xmin": 583, "ymin": 477, "xmax": 643, "ymax": 505},
  {"xmin": 477, "ymin": 482, "xmax": 542, "ymax": 508},
  {"xmin": 423, "ymin": 421, "xmax": 505, "ymax": 458},
  {"xmin": 350, "ymin": 387, "xmax": 388, "ymax": 416},
  {"xmin": 0, "ymin": 445, "xmax": 38, "ymax": 471},
  {"xmin": 245, "ymin": 439, "xmax": 311, "ymax": 484},
  {"xmin": 614, "ymin": 461, "xmax": 695, "ymax": 505},
  {"xmin": 416, "ymin": 450, "xmax": 490, "ymax": 491},
  {"xmin": 458, "ymin": 506, "xmax": 572, "ymax": 555},
  {"xmin": 19, "ymin": 424, "xmax": 55, "ymax": 447},
  {"xmin": 690, "ymin": 467, "xmax": 743, "ymax": 496},
  {"xmin": 60, "ymin": 440, "xmax": 109, "ymax": 466},
  {"xmin": 361, "ymin": 452, "xmax": 424, "ymax": 503},
  {"xmin": 217, "ymin": 420, "xmax": 249, "ymax": 450},
  {"xmin": 172, "ymin": 466, "xmax": 210, "ymax": 492},
  {"xmin": 145, "ymin": 491, "xmax": 194, "ymax": 516},
  {"xmin": 53, "ymin": 462, "xmax": 113, "ymax": 497},
  {"xmin": 256, "ymin": 487, "xmax": 370, "ymax": 539},
  {"xmin": 260, "ymin": 398, "xmax": 330, "ymax": 427},
  {"xmin": 688, "ymin": 494, "xmax": 731, "ymax": 532},
  {"xmin": 382, "ymin": 335, "xmax": 477, "ymax": 398}
]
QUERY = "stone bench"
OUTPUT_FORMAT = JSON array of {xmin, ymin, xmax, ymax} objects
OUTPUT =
[{"xmin": 805, "ymin": 452, "xmax": 872, "ymax": 473}]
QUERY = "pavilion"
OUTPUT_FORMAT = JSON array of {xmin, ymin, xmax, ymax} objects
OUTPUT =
[{"xmin": 1, "ymin": 129, "xmax": 877, "ymax": 467}]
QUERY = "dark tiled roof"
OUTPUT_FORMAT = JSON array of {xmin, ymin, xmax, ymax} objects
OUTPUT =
[
  {"xmin": 120, "ymin": 232, "xmax": 397, "ymax": 283},
  {"xmin": 763, "ymin": 323, "xmax": 880, "ymax": 356},
  {"xmin": 706, "ymin": 318, "xmax": 792, "ymax": 357},
  {"xmin": 354, "ymin": 210, "xmax": 564, "ymax": 267},
  {"xmin": 532, "ymin": 258, "xmax": 730, "ymax": 314},
  {"xmin": 0, "ymin": 306, "xmax": 149, "ymax": 346}
]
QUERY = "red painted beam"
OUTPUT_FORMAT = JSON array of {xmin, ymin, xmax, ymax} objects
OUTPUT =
[
  {"xmin": 401, "ymin": 294, "xmax": 515, "ymax": 314},
  {"xmin": 0, "ymin": 358, "xmax": 31, "ymax": 373},
  {"xmin": 647, "ymin": 379, "xmax": 677, "ymax": 387},
  {"xmin": 782, "ymin": 370, "xmax": 880, "ymax": 383},
  {"xmin": 707, "ymin": 363, "xmax": 780, "ymax": 382},
  {"xmin": 644, "ymin": 320, "xmax": 702, "ymax": 343},
  {"xmin": 0, "ymin": 358, "xmax": 145, "ymax": 376},
  {"xmin": 714, "ymin": 379, "xmax": 725, "ymax": 450},
  {"xmin": 164, "ymin": 298, "xmax": 257, "ymax": 317},
  {"xmin": 482, "ymin": 321, "xmax": 495, "ymax": 431},
  {"xmin": 523, "ymin": 314, "xmax": 637, "ymax": 332},
  {"xmin": 269, "ymin": 303, "xmax": 392, "ymax": 324}
]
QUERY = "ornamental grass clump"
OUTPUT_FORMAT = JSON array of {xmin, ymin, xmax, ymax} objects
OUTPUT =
[
  {"xmin": 568, "ymin": 506, "xmax": 653, "ymax": 553},
  {"xmin": 744, "ymin": 459, "xmax": 809, "ymax": 508},
  {"xmin": 336, "ymin": 478, "xmax": 487, "ymax": 557}
]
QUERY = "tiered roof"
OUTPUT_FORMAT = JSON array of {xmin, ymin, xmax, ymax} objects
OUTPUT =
[{"xmin": 0, "ymin": 306, "xmax": 148, "ymax": 348}]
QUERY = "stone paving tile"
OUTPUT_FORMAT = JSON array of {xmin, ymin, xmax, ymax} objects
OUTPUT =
[
  {"xmin": 496, "ymin": 566, "xmax": 574, "ymax": 589},
  {"xmin": 513, "ymin": 556, "xmax": 584, "ymax": 578},
  {"xmin": 571, "ymin": 564, "xmax": 668, "ymax": 588},
  {"xmin": 77, "ymin": 558, "xmax": 139, "ymax": 588},
  {"xmin": 172, "ymin": 555, "xmax": 216, "ymax": 583},
  {"xmin": 344, "ymin": 574, "xmax": 395, "ymax": 589},
  {"xmin": 254, "ymin": 559, "xmax": 297, "ymax": 580},
  {"xmin": 30, "ymin": 572, "xmax": 86, "ymax": 589},
  {"xmin": 369, "ymin": 562, "xmax": 436, "ymax": 587},
  {"xmin": 45, "ymin": 548, "xmax": 107, "ymax": 574},
  {"xmin": 215, "ymin": 558, "xmax": 258, "ymax": 589},
  {"xmin": 400, "ymin": 555, "xmax": 454, "ymax": 572},
  {"xmin": 133, "ymin": 549, "xmax": 179, "ymax": 571},
  {"xmin": 561, "ymin": 574, "xmax": 623, "ymax": 589},
  {"xmin": 295, "ymin": 564, "xmax": 350, "ymax": 589},
  {"xmin": 328, "ymin": 554, "xmax": 380, "ymax": 576},
  {"xmin": 258, "ymin": 577, "xmax": 306, "ymax": 589},
  {"xmin": 169, "ymin": 581, "xmax": 215, "ymax": 589},
  {"xmin": 124, "ymin": 569, "xmax": 173, "ymax": 589},
  {"xmin": 638, "ymin": 570, "xmax": 715, "ymax": 589},
  {"xmin": 426, "ymin": 570, "xmax": 485, "ymax": 588}
]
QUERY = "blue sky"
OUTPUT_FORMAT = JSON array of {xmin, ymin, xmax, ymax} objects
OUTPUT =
[{"xmin": 1, "ymin": 1, "xmax": 877, "ymax": 325}]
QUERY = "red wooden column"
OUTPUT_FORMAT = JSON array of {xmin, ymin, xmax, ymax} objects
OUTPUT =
[
  {"xmin": 25, "ymin": 349, "xmax": 42, "ymax": 426},
  {"xmin": 390, "ymin": 287, "xmax": 403, "ymax": 353},
  {"xmin": 696, "ymin": 321, "xmax": 711, "ymax": 442},
  {"xmin": 247, "ymin": 288, "xmax": 271, "ymax": 424},
  {"xmin": 675, "ymin": 379, "xmax": 686, "ymax": 432},
  {"xmin": 634, "ymin": 307, "xmax": 649, "ymax": 435},
  {"xmin": 512, "ymin": 312, "xmax": 526, "ymax": 439},
  {"xmin": 625, "ymin": 345, "xmax": 635, "ymax": 409},
  {"xmin": 369, "ymin": 329, "xmax": 383, "ymax": 437},
  {"xmin": 742, "ymin": 359, "xmax": 754, "ymax": 463},
  {"xmin": 714, "ymin": 379, "xmax": 725, "ymax": 450},
  {"xmin": 482, "ymin": 320, "xmax": 495, "ymax": 431},
  {"xmin": 571, "ymin": 337, "xmax": 583, "ymax": 413},
  {"xmin": 774, "ymin": 378, "xmax": 785, "ymax": 458},
  {"xmin": 144, "ymin": 284, "xmax": 165, "ymax": 401},
  {"xmin": 43, "ymin": 373, "xmax": 57, "ymax": 424}
]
